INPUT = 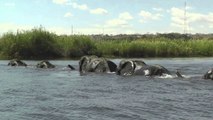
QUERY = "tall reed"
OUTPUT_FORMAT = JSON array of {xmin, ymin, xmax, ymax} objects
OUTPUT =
[
  {"xmin": 57, "ymin": 35, "xmax": 98, "ymax": 57},
  {"xmin": 1, "ymin": 28, "xmax": 213, "ymax": 59},
  {"xmin": 0, "ymin": 27, "xmax": 61, "ymax": 59}
]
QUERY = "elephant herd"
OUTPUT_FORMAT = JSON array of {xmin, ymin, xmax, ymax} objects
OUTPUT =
[{"xmin": 8, "ymin": 56, "xmax": 213, "ymax": 80}]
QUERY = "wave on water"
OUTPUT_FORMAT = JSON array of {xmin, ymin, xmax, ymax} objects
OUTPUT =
[
  {"xmin": 1, "ymin": 59, "xmax": 213, "ymax": 120},
  {"xmin": 157, "ymin": 74, "xmax": 174, "ymax": 79},
  {"xmin": 157, "ymin": 74, "xmax": 197, "ymax": 79}
]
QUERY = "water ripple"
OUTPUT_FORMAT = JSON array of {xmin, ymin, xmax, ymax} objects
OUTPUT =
[{"xmin": 1, "ymin": 59, "xmax": 213, "ymax": 120}]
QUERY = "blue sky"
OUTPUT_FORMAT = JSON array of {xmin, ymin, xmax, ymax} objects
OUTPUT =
[{"xmin": 0, "ymin": 0, "xmax": 213, "ymax": 35}]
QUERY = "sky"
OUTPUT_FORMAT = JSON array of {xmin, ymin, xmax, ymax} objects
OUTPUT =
[{"xmin": 0, "ymin": 0, "xmax": 213, "ymax": 35}]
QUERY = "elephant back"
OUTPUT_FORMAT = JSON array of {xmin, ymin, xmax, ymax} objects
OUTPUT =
[
  {"xmin": 36, "ymin": 60, "xmax": 55, "ymax": 68},
  {"xmin": 8, "ymin": 59, "xmax": 27, "ymax": 66},
  {"xmin": 150, "ymin": 65, "xmax": 171, "ymax": 76}
]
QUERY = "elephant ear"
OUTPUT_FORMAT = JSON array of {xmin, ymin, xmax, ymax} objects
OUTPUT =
[
  {"xmin": 151, "ymin": 65, "xmax": 171, "ymax": 76},
  {"xmin": 117, "ymin": 60, "xmax": 135, "ymax": 76},
  {"xmin": 79, "ymin": 56, "xmax": 90, "ymax": 72},
  {"xmin": 92, "ymin": 58, "xmax": 110, "ymax": 73},
  {"xmin": 132, "ymin": 60, "xmax": 146, "ymax": 71},
  {"xmin": 107, "ymin": 60, "xmax": 117, "ymax": 72},
  {"xmin": 79, "ymin": 55, "xmax": 98, "ymax": 72}
]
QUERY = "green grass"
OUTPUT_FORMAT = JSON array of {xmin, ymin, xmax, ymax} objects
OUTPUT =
[
  {"xmin": 94, "ymin": 38, "xmax": 213, "ymax": 58},
  {"xmin": 1, "ymin": 27, "xmax": 213, "ymax": 59},
  {"xmin": 57, "ymin": 35, "xmax": 98, "ymax": 57},
  {"xmin": 0, "ymin": 27, "xmax": 61, "ymax": 59}
]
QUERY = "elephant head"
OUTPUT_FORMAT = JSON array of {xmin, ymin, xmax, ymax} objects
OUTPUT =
[
  {"xmin": 8, "ymin": 59, "xmax": 27, "ymax": 67},
  {"xmin": 203, "ymin": 69, "xmax": 213, "ymax": 80},
  {"xmin": 36, "ymin": 60, "xmax": 55, "ymax": 68},
  {"xmin": 117, "ymin": 60, "xmax": 172, "ymax": 76},
  {"xmin": 79, "ymin": 55, "xmax": 117, "ymax": 73},
  {"xmin": 116, "ymin": 60, "xmax": 146, "ymax": 76},
  {"xmin": 79, "ymin": 55, "xmax": 98, "ymax": 73}
]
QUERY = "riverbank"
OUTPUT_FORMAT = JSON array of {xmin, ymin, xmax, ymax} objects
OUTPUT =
[{"xmin": 1, "ymin": 27, "xmax": 213, "ymax": 59}]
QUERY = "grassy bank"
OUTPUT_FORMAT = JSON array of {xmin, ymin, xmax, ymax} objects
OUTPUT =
[
  {"xmin": 0, "ymin": 27, "xmax": 213, "ymax": 59},
  {"xmin": 95, "ymin": 39, "xmax": 213, "ymax": 57}
]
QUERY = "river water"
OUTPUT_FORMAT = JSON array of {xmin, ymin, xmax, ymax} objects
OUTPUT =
[{"xmin": 0, "ymin": 58, "xmax": 213, "ymax": 120}]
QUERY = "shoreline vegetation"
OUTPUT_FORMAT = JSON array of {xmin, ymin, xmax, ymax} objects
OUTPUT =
[{"xmin": 1, "ymin": 27, "xmax": 213, "ymax": 59}]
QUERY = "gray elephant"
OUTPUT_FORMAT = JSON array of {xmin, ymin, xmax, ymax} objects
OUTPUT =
[
  {"xmin": 36, "ymin": 60, "xmax": 55, "ymax": 68},
  {"xmin": 116, "ymin": 59, "xmax": 175, "ymax": 77},
  {"xmin": 203, "ymin": 68, "xmax": 213, "ymax": 80},
  {"xmin": 8, "ymin": 59, "xmax": 27, "ymax": 67},
  {"xmin": 79, "ymin": 55, "xmax": 117, "ymax": 73},
  {"xmin": 116, "ymin": 60, "xmax": 146, "ymax": 76}
]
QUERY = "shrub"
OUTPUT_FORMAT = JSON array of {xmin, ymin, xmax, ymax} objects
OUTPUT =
[{"xmin": 0, "ymin": 27, "xmax": 61, "ymax": 59}]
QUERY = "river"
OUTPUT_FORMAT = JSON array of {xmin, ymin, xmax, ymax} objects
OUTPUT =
[{"xmin": 0, "ymin": 58, "xmax": 213, "ymax": 120}]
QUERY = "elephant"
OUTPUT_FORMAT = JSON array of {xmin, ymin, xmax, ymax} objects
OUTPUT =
[
  {"xmin": 203, "ymin": 68, "xmax": 213, "ymax": 80},
  {"xmin": 79, "ymin": 55, "xmax": 117, "ymax": 73},
  {"xmin": 8, "ymin": 59, "xmax": 27, "ymax": 67},
  {"xmin": 116, "ymin": 59, "xmax": 176, "ymax": 77},
  {"xmin": 116, "ymin": 60, "xmax": 147, "ymax": 76},
  {"xmin": 36, "ymin": 60, "xmax": 55, "ymax": 68}
]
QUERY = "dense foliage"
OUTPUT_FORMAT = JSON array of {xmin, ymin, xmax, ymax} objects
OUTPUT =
[
  {"xmin": 0, "ymin": 27, "xmax": 213, "ymax": 59},
  {"xmin": 0, "ymin": 27, "xmax": 61, "ymax": 59}
]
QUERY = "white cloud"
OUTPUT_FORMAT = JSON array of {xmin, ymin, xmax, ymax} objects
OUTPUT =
[
  {"xmin": 152, "ymin": 8, "xmax": 164, "ymax": 12},
  {"xmin": 139, "ymin": 10, "xmax": 163, "ymax": 23},
  {"xmin": 106, "ymin": 19, "xmax": 128, "ymax": 27},
  {"xmin": 210, "ymin": 25, "xmax": 213, "ymax": 28},
  {"xmin": 52, "ymin": 0, "xmax": 88, "ymax": 11},
  {"xmin": 119, "ymin": 12, "xmax": 133, "ymax": 20},
  {"xmin": 53, "ymin": 1, "xmax": 108, "ymax": 16},
  {"xmin": 105, "ymin": 12, "xmax": 133, "ymax": 28},
  {"xmin": 64, "ymin": 12, "xmax": 73, "ymax": 17},
  {"xmin": 4, "ymin": 2, "xmax": 15, "ymax": 7},
  {"xmin": 139, "ymin": 19, "xmax": 146, "ymax": 24},
  {"xmin": 139, "ymin": 11, "xmax": 152, "ymax": 18},
  {"xmin": 170, "ymin": 7, "xmax": 213, "ymax": 33},
  {"xmin": 90, "ymin": 8, "xmax": 108, "ymax": 15},
  {"xmin": 52, "ymin": 0, "xmax": 68, "ymax": 5},
  {"xmin": 139, "ymin": 10, "xmax": 163, "ymax": 20},
  {"xmin": 70, "ymin": 2, "xmax": 88, "ymax": 10},
  {"xmin": 170, "ymin": 7, "xmax": 184, "ymax": 19}
]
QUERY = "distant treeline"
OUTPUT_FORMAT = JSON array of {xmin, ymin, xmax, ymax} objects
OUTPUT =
[{"xmin": 0, "ymin": 27, "xmax": 213, "ymax": 59}]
